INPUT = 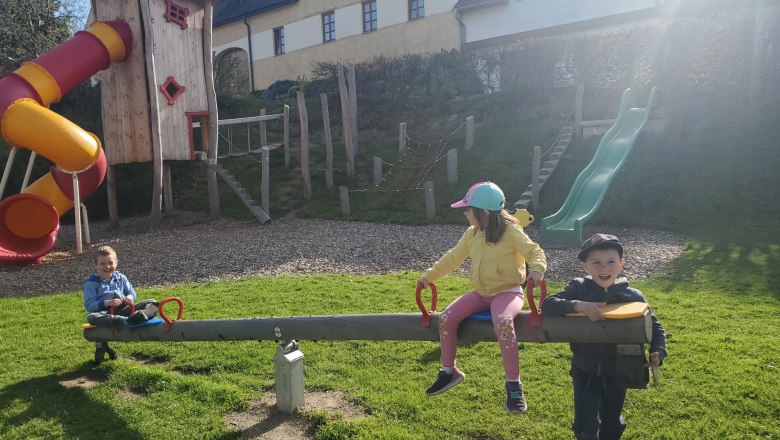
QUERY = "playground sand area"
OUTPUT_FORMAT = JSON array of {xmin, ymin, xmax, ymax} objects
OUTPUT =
[
  {"xmin": 2, "ymin": 212, "xmax": 685, "ymax": 439},
  {"xmin": 0, "ymin": 211, "xmax": 686, "ymax": 298}
]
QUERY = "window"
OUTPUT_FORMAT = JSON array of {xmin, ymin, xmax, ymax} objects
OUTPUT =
[
  {"xmin": 322, "ymin": 11, "xmax": 335, "ymax": 42},
  {"xmin": 409, "ymin": 0, "xmax": 424, "ymax": 20},
  {"xmin": 273, "ymin": 27, "xmax": 285, "ymax": 55},
  {"xmin": 164, "ymin": 0, "xmax": 189, "ymax": 29},
  {"xmin": 362, "ymin": 1, "xmax": 377, "ymax": 33}
]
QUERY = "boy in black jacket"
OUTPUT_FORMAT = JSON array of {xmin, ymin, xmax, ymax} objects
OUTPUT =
[{"xmin": 541, "ymin": 234, "xmax": 667, "ymax": 440}]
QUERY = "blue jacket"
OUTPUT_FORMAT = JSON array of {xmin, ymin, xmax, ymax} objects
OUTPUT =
[
  {"xmin": 541, "ymin": 277, "xmax": 667, "ymax": 376},
  {"xmin": 83, "ymin": 272, "xmax": 137, "ymax": 313}
]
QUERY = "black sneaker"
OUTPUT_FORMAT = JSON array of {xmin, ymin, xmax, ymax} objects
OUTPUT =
[
  {"xmin": 505, "ymin": 381, "xmax": 527, "ymax": 413},
  {"xmin": 127, "ymin": 310, "xmax": 149, "ymax": 325},
  {"xmin": 426, "ymin": 367, "xmax": 465, "ymax": 396}
]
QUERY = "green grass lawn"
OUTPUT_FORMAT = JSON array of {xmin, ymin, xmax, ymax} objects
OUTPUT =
[{"xmin": 1, "ymin": 235, "xmax": 778, "ymax": 439}]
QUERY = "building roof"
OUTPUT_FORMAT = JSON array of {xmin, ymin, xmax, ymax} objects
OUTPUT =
[{"xmin": 214, "ymin": 0, "xmax": 298, "ymax": 27}]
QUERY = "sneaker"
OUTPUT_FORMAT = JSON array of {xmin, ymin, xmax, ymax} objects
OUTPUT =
[
  {"xmin": 505, "ymin": 381, "xmax": 527, "ymax": 413},
  {"xmin": 127, "ymin": 310, "xmax": 149, "ymax": 325},
  {"xmin": 426, "ymin": 367, "xmax": 465, "ymax": 396}
]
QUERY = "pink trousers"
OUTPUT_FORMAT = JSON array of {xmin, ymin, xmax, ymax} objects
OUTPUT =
[{"xmin": 438, "ymin": 289, "xmax": 525, "ymax": 380}]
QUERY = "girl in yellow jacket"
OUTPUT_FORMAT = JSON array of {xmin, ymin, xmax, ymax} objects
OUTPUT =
[{"xmin": 417, "ymin": 181, "xmax": 546, "ymax": 413}]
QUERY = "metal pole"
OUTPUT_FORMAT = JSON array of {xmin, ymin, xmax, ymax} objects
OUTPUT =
[
  {"xmin": 72, "ymin": 173, "xmax": 82, "ymax": 255},
  {"xmin": 22, "ymin": 151, "xmax": 37, "ymax": 190},
  {"xmin": 0, "ymin": 147, "xmax": 18, "ymax": 198}
]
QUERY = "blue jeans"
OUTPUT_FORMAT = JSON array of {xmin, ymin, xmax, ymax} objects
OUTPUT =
[{"xmin": 570, "ymin": 365, "xmax": 627, "ymax": 440}]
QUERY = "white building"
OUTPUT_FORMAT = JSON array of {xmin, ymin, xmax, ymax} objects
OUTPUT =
[{"xmin": 212, "ymin": 0, "xmax": 664, "ymax": 93}]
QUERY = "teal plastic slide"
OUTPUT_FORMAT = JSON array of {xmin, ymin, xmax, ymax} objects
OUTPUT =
[{"xmin": 541, "ymin": 87, "xmax": 659, "ymax": 247}]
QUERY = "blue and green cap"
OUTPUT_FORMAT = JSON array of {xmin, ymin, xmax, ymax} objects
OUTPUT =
[{"xmin": 450, "ymin": 181, "xmax": 505, "ymax": 211}]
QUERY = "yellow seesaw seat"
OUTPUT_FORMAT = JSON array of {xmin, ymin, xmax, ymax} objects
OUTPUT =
[{"xmin": 565, "ymin": 301, "xmax": 648, "ymax": 319}]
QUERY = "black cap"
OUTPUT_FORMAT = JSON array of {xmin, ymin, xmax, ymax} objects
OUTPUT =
[{"xmin": 578, "ymin": 234, "xmax": 624, "ymax": 261}]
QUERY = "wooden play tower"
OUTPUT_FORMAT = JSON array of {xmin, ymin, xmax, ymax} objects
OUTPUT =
[{"xmin": 90, "ymin": 0, "xmax": 223, "ymax": 231}]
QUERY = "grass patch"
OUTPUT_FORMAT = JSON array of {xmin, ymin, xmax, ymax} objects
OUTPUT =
[{"xmin": 1, "ymin": 238, "xmax": 779, "ymax": 439}]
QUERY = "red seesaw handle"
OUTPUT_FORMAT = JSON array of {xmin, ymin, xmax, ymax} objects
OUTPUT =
[
  {"xmin": 526, "ymin": 278, "xmax": 547, "ymax": 328},
  {"xmin": 415, "ymin": 282, "xmax": 438, "ymax": 328},
  {"xmin": 159, "ymin": 297, "xmax": 184, "ymax": 330},
  {"xmin": 109, "ymin": 303, "xmax": 135, "ymax": 316}
]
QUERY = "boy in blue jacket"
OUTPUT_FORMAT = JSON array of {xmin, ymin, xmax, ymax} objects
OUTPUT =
[
  {"xmin": 84, "ymin": 246, "xmax": 155, "ymax": 328},
  {"xmin": 541, "ymin": 234, "xmax": 667, "ymax": 440}
]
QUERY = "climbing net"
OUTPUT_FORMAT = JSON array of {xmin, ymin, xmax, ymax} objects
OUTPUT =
[{"xmin": 351, "ymin": 119, "xmax": 467, "ymax": 194}]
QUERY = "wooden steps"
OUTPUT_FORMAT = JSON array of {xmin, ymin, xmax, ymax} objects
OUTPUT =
[
  {"xmin": 514, "ymin": 126, "xmax": 574, "ymax": 210},
  {"xmin": 201, "ymin": 158, "xmax": 270, "ymax": 224}
]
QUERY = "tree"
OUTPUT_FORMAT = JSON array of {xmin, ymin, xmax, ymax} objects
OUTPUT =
[{"xmin": 0, "ymin": 0, "xmax": 85, "ymax": 75}]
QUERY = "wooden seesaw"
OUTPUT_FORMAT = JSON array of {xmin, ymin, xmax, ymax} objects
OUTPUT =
[{"xmin": 83, "ymin": 282, "xmax": 654, "ymax": 412}]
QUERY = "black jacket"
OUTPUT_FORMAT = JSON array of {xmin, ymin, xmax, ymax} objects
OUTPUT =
[{"xmin": 541, "ymin": 277, "xmax": 667, "ymax": 376}]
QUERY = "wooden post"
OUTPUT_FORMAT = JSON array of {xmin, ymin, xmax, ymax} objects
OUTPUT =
[
  {"xmin": 296, "ymin": 91, "xmax": 311, "ymax": 199},
  {"xmin": 347, "ymin": 62, "xmax": 358, "ymax": 159},
  {"xmin": 399, "ymin": 122, "xmax": 407, "ymax": 152},
  {"xmin": 575, "ymin": 82, "xmax": 584, "ymax": 140},
  {"xmin": 320, "ymin": 93, "xmax": 334, "ymax": 189},
  {"xmin": 200, "ymin": 115, "xmax": 220, "ymax": 219},
  {"xmin": 139, "ymin": 0, "xmax": 163, "ymax": 232},
  {"xmin": 203, "ymin": 2, "xmax": 221, "ymax": 219},
  {"xmin": 465, "ymin": 116, "xmax": 475, "ymax": 151},
  {"xmin": 337, "ymin": 63, "xmax": 353, "ymax": 176},
  {"xmin": 163, "ymin": 162, "xmax": 174, "ymax": 214},
  {"xmin": 106, "ymin": 165, "xmax": 119, "ymax": 227},
  {"xmin": 80, "ymin": 203, "xmax": 90, "ymax": 244},
  {"xmin": 531, "ymin": 146, "xmax": 541, "ymax": 211},
  {"xmin": 447, "ymin": 148, "xmax": 458, "ymax": 186},
  {"xmin": 373, "ymin": 157, "xmax": 382, "ymax": 186},
  {"xmin": 424, "ymin": 181, "xmax": 436, "ymax": 219},
  {"xmin": 261, "ymin": 146, "xmax": 270, "ymax": 215},
  {"xmin": 339, "ymin": 186, "xmax": 350, "ymax": 216},
  {"xmin": 259, "ymin": 108, "xmax": 268, "ymax": 147},
  {"xmin": 283, "ymin": 104, "xmax": 290, "ymax": 166}
]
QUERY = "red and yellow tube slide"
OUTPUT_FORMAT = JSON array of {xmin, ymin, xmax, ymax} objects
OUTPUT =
[{"xmin": 0, "ymin": 19, "xmax": 132, "ymax": 264}]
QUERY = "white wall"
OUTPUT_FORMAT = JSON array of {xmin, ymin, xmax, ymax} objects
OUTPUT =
[
  {"xmin": 461, "ymin": 0, "xmax": 661, "ymax": 44},
  {"xmin": 337, "ymin": 3, "xmax": 363, "ymax": 39},
  {"xmin": 379, "ymin": 0, "xmax": 408, "ymax": 28},
  {"xmin": 287, "ymin": 15, "xmax": 322, "ymax": 51}
]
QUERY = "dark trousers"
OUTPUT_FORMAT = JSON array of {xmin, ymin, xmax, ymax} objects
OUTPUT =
[
  {"xmin": 87, "ymin": 304, "xmax": 133, "ymax": 327},
  {"xmin": 570, "ymin": 365, "xmax": 627, "ymax": 440}
]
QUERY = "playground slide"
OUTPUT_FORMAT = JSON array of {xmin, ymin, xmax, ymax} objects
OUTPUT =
[
  {"xmin": 0, "ymin": 19, "xmax": 132, "ymax": 264},
  {"xmin": 541, "ymin": 87, "xmax": 659, "ymax": 247}
]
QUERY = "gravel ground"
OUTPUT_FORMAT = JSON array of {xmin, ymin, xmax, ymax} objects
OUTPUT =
[{"xmin": 0, "ymin": 212, "xmax": 686, "ymax": 298}]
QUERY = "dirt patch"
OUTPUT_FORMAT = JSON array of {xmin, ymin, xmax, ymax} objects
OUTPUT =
[
  {"xmin": 58, "ymin": 370, "xmax": 106, "ymax": 389},
  {"xmin": 223, "ymin": 390, "xmax": 367, "ymax": 439},
  {"xmin": 129, "ymin": 354, "xmax": 169, "ymax": 366},
  {"xmin": 118, "ymin": 388, "xmax": 145, "ymax": 400}
]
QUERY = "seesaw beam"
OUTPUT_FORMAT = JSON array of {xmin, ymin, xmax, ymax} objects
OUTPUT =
[{"xmin": 83, "ymin": 311, "xmax": 652, "ymax": 344}]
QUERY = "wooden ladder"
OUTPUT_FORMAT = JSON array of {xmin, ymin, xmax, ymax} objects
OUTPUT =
[
  {"xmin": 514, "ymin": 125, "xmax": 574, "ymax": 210},
  {"xmin": 201, "ymin": 159, "xmax": 270, "ymax": 224}
]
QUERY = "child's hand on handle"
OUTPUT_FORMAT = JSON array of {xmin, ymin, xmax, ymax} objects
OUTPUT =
[
  {"xmin": 574, "ymin": 301, "xmax": 607, "ymax": 321},
  {"xmin": 104, "ymin": 298, "xmax": 122, "ymax": 308},
  {"xmin": 645, "ymin": 351, "xmax": 661, "ymax": 384},
  {"xmin": 417, "ymin": 277, "xmax": 430, "ymax": 288},
  {"xmin": 645, "ymin": 352, "xmax": 661, "ymax": 369},
  {"xmin": 528, "ymin": 271, "xmax": 543, "ymax": 286},
  {"xmin": 123, "ymin": 296, "xmax": 135, "ymax": 305}
]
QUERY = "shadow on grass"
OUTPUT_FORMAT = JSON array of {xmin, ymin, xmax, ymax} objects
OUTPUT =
[
  {"xmin": 657, "ymin": 238, "xmax": 780, "ymax": 300},
  {"xmin": 0, "ymin": 366, "xmax": 144, "ymax": 439}
]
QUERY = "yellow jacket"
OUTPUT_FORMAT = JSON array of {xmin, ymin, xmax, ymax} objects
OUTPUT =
[{"xmin": 424, "ymin": 224, "xmax": 547, "ymax": 296}]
